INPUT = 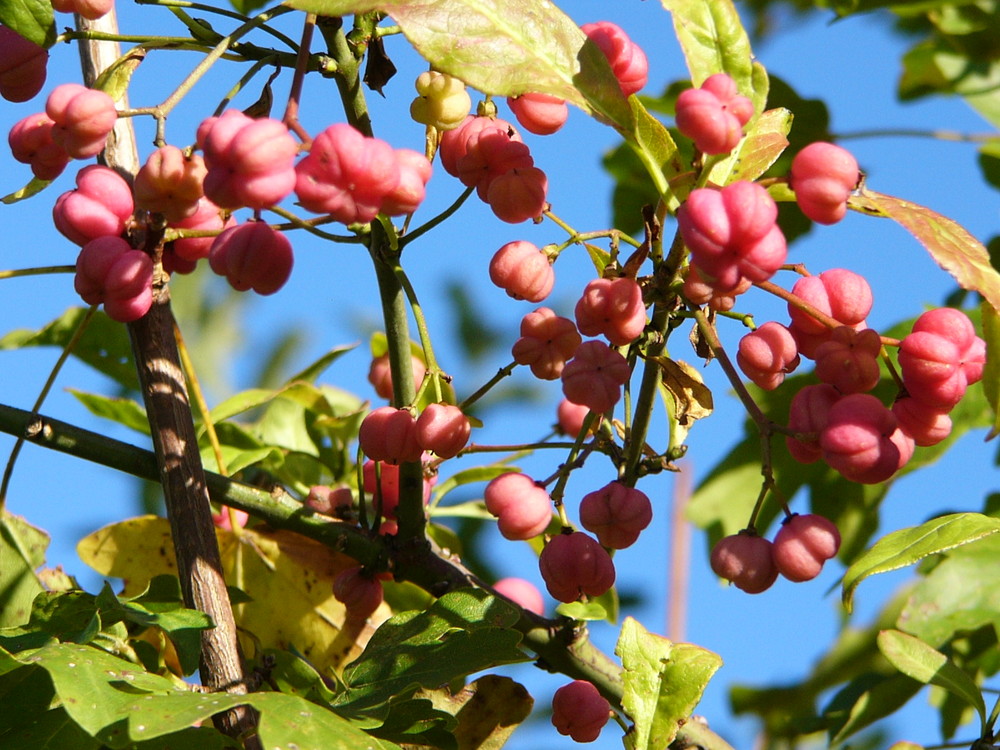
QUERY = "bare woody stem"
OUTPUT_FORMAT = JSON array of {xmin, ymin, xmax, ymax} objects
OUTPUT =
[{"xmin": 75, "ymin": 10, "xmax": 257, "ymax": 745}]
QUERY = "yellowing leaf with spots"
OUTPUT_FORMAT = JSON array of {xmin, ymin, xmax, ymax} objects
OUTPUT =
[{"xmin": 77, "ymin": 516, "xmax": 390, "ymax": 674}]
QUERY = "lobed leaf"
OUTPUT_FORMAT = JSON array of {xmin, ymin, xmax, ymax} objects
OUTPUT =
[
  {"xmin": 848, "ymin": 189, "xmax": 1000, "ymax": 314},
  {"xmin": 616, "ymin": 617, "xmax": 722, "ymax": 749},
  {"xmin": 842, "ymin": 513, "xmax": 1000, "ymax": 612},
  {"xmin": 876, "ymin": 629, "xmax": 986, "ymax": 729}
]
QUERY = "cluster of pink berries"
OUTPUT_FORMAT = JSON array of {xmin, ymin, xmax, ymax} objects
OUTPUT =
[
  {"xmin": 711, "ymin": 513, "xmax": 841, "ymax": 594},
  {"xmin": 483, "ymin": 473, "xmax": 651, "ymax": 605},
  {"xmin": 489, "ymin": 240, "xmax": 647, "ymax": 416}
]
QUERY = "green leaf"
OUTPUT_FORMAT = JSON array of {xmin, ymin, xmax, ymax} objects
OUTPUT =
[
  {"xmin": 2, "ymin": 175, "xmax": 54, "ymax": 204},
  {"xmin": 825, "ymin": 672, "xmax": 923, "ymax": 745},
  {"xmin": 625, "ymin": 97, "xmax": 683, "ymax": 202},
  {"xmin": 982, "ymin": 301, "xmax": 1000, "ymax": 439},
  {"xmin": 18, "ymin": 641, "xmax": 177, "ymax": 746},
  {"xmin": 285, "ymin": 344, "xmax": 356, "ymax": 385},
  {"xmin": 339, "ymin": 590, "xmax": 526, "ymax": 710},
  {"xmin": 897, "ymin": 534, "xmax": 1000, "ymax": 647},
  {"xmin": 555, "ymin": 601, "xmax": 609, "ymax": 622},
  {"xmin": 284, "ymin": 0, "xmax": 630, "ymax": 125},
  {"xmin": 0, "ymin": 591, "xmax": 101, "ymax": 651},
  {"xmin": 659, "ymin": 0, "xmax": 755, "ymax": 95},
  {"xmin": 707, "ymin": 107, "xmax": 792, "ymax": 186},
  {"xmin": 93, "ymin": 46, "xmax": 146, "ymax": 102},
  {"xmin": 0, "ymin": 512, "xmax": 48, "ymax": 629},
  {"xmin": 95, "ymin": 577, "xmax": 213, "ymax": 676},
  {"xmin": 252, "ymin": 691, "xmax": 402, "ymax": 750},
  {"xmin": 842, "ymin": 513, "xmax": 1000, "ymax": 612},
  {"xmin": 0, "ymin": 307, "xmax": 140, "ymax": 392},
  {"xmin": 413, "ymin": 675, "xmax": 532, "ymax": 750},
  {"xmin": 69, "ymin": 390, "xmax": 150, "ymax": 435},
  {"xmin": 616, "ymin": 617, "xmax": 722, "ymax": 749},
  {"xmin": 849, "ymin": 189, "xmax": 1000, "ymax": 314},
  {"xmin": 0, "ymin": 0, "xmax": 54, "ymax": 46},
  {"xmin": 877, "ymin": 629, "xmax": 986, "ymax": 729}
]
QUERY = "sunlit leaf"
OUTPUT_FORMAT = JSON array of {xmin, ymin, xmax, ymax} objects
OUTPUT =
[
  {"xmin": 707, "ymin": 107, "xmax": 792, "ymax": 186},
  {"xmin": 69, "ymin": 390, "xmax": 150, "ymax": 435},
  {"xmin": 0, "ymin": 512, "xmax": 48, "ymax": 628},
  {"xmin": 413, "ymin": 675, "xmax": 532, "ymax": 750},
  {"xmin": 982, "ymin": 302, "xmax": 1000, "ymax": 439},
  {"xmin": 849, "ymin": 188, "xmax": 1000, "ymax": 313},
  {"xmin": 77, "ymin": 517, "xmax": 388, "ymax": 675},
  {"xmin": 617, "ymin": 617, "xmax": 722, "ymax": 749},
  {"xmin": 842, "ymin": 513, "xmax": 1000, "ymax": 612},
  {"xmin": 877, "ymin": 629, "xmax": 986, "ymax": 729}
]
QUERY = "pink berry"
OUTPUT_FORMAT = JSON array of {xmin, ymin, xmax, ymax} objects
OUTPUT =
[
  {"xmin": 511, "ymin": 307, "xmax": 582, "ymax": 380},
  {"xmin": 551, "ymin": 680, "xmax": 611, "ymax": 743},
  {"xmin": 677, "ymin": 181, "xmax": 786, "ymax": 291},
  {"xmin": 574, "ymin": 277, "xmax": 646, "ymax": 346},
  {"xmin": 581, "ymin": 21, "xmax": 648, "ymax": 97},
  {"xmin": 362, "ymin": 455, "xmax": 435, "ymax": 520},
  {"xmin": 294, "ymin": 123, "xmax": 401, "ymax": 223},
  {"xmin": 458, "ymin": 128, "xmax": 534, "ymax": 200},
  {"xmin": 507, "ymin": 93, "xmax": 569, "ymax": 136},
  {"xmin": 675, "ymin": 73, "xmax": 754, "ymax": 155},
  {"xmin": 197, "ymin": 110, "xmax": 298, "ymax": 210},
  {"xmin": 208, "ymin": 221, "xmax": 294, "ymax": 295},
  {"xmin": 333, "ymin": 566, "xmax": 384, "ymax": 621},
  {"xmin": 489, "ymin": 240, "xmax": 554, "ymax": 302},
  {"xmin": 898, "ymin": 308, "xmax": 985, "ymax": 409},
  {"xmin": 891, "ymin": 395, "xmax": 952, "ymax": 447},
  {"xmin": 8, "ymin": 113, "xmax": 70, "ymax": 180},
  {"xmin": 820, "ymin": 393, "xmax": 911, "ymax": 484},
  {"xmin": 578, "ymin": 481, "xmax": 652, "ymax": 549},
  {"xmin": 813, "ymin": 326, "xmax": 883, "ymax": 394},
  {"xmin": 166, "ymin": 197, "xmax": 234, "ymax": 264},
  {"xmin": 51, "ymin": 0, "xmax": 114, "ymax": 20},
  {"xmin": 493, "ymin": 577, "xmax": 545, "ymax": 616},
  {"xmin": 483, "ymin": 472, "xmax": 552, "ymax": 541},
  {"xmin": 74, "ymin": 236, "xmax": 153, "ymax": 323},
  {"xmin": 682, "ymin": 263, "xmax": 751, "ymax": 311},
  {"xmin": 359, "ymin": 406, "xmax": 423, "ymax": 464},
  {"xmin": 367, "ymin": 352, "xmax": 427, "ymax": 401},
  {"xmin": 736, "ymin": 321, "xmax": 800, "ymax": 390},
  {"xmin": 0, "ymin": 27, "xmax": 48, "ymax": 103},
  {"xmin": 415, "ymin": 403, "xmax": 471, "ymax": 459},
  {"xmin": 46, "ymin": 83, "xmax": 117, "ymax": 159},
  {"xmin": 772, "ymin": 513, "xmax": 841, "ymax": 582},
  {"xmin": 486, "ymin": 165, "xmax": 548, "ymax": 223},
  {"xmin": 133, "ymin": 145, "xmax": 207, "ymax": 222},
  {"xmin": 539, "ymin": 531, "xmax": 616, "ymax": 602},
  {"xmin": 305, "ymin": 484, "xmax": 354, "ymax": 516},
  {"xmin": 380, "ymin": 148, "xmax": 432, "ymax": 216},
  {"xmin": 439, "ymin": 116, "xmax": 522, "ymax": 178},
  {"xmin": 710, "ymin": 532, "xmax": 777, "ymax": 594},
  {"xmin": 556, "ymin": 399, "xmax": 593, "ymax": 437},
  {"xmin": 790, "ymin": 142, "xmax": 859, "ymax": 225},
  {"xmin": 785, "ymin": 383, "xmax": 841, "ymax": 464},
  {"xmin": 787, "ymin": 269, "xmax": 873, "ymax": 358},
  {"xmin": 53, "ymin": 164, "xmax": 134, "ymax": 246},
  {"xmin": 561, "ymin": 340, "xmax": 630, "ymax": 414}
]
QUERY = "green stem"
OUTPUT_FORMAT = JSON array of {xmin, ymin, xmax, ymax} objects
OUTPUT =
[
  {"xmin": 622, "ymin": 303, "xmax": 671, "ymax": 486},
  {"xmin": 399, "ymin": 186, "xmax": 474, "ymax": 248},
  {"xmin": 458, "ymin": 361, "xmax": 518, "ymax": 411},
  {"xmin": 0, "ymin": 265, "xmax": 76, "ymax": 279}
]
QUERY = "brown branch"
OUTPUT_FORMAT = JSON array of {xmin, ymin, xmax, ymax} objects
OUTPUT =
[{"xmin": 74, "ymin": 11, "xmax": 258, "ymax": 745}]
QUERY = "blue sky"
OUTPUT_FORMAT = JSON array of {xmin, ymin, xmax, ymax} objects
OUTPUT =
[{"xmin": 1, "ymin": 1, "xmax": 998, "ymax": 748}]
